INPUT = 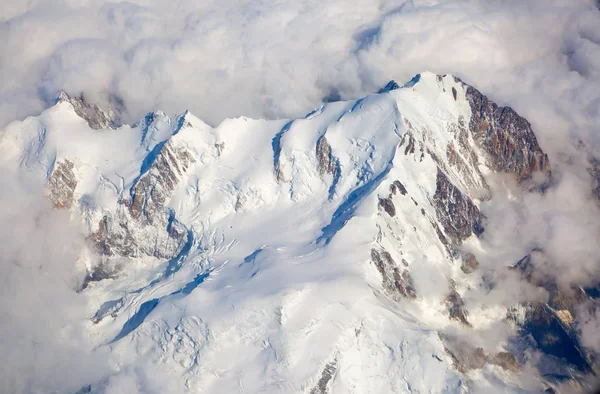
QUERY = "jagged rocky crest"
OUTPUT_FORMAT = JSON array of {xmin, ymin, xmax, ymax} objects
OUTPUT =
[{"xmin": 57, "ymin": 91, "xmax": 122, "ymax": 130}]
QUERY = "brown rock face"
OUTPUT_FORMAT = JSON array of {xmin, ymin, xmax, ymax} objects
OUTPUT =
[
  {"xmin": 464, "ymin": 85, "xmax": 550, "ymax": 182},
  {"xmin": 446, "ymin": 287, "xmax": 471, "ymax": 327},
  {"xmin": 489, "ymin": 352, "xmax": 521, "ymax": 373},
  {"xmin": 461, "ymin": 253, "xmax": 479, "ymax": 274},
  {"xmin": 47, "ymin": 160, "xmax": 77, "ymax": 209},
  {"xmin": 390, "ymin": 180, "xmax": 407, "ymax": 196},
  {"xmin": 378, "ymin": 197, "xmax": 396, "ymax": 217},
  {"xmin": 371, "ymin": 249, "xmax": 416, "ymax": 300},
  {"xmin": 88, "ymin": 132, "xmax": 195, "ymax": 260},
  {"xmin": 130, "ymin": 139, "xmax": 194, "ymax": 225},
  {"xmin": 433, "ymin": 169, "xmax": 483, "ymax": 243},
  {"xmin": 316, "ymin": 136, "xmax": 338, "ymax": 176},
  {"xmin": 58, "ymin": 91, "xmax": 121, "ymax": 130},
  {"xmin": 440, "ymin": 334, "xmax": 487, "ymax": 373}
]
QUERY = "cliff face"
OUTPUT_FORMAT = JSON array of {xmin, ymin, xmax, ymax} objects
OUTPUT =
[
  {"xmin": 463, "ymin": 83, "xmax": 550, "ymax": 182},
  {"xmin": 57, "ymin": 91, "xmax": 122, "ymax": 130},
  {"xmin": 8, "ymin": 72, "xmax": 598, "ymax": 393}
]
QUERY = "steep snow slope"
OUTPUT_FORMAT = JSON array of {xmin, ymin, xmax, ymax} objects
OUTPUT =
[{"xmin": 2, "ymin": 72, "xmax": 593, "ymax": 393}]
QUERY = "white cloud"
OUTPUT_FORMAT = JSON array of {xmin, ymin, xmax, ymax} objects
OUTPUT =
[
  {"xmin": 1, "ymin": 0, "xmax": 600, "ymax": 391},
  {"xmin": 0, "ymin": 0, "xmax": 598, "ymax": 151},
  {"xmin": 0, "ymin": 170, "xmax": 109, "ymax": 393}
]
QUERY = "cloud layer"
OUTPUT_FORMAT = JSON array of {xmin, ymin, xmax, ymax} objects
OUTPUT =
[
  {"xmin": 0, "ymin": 170, "xmax": 110, "ymax": 393},
  {"xmin": 1, "ymin": 0, "xmax": 600, "ymax": 392},
  {"xmin": 1, "ymin": 0, "xmax": 599, "ymax": 158}
]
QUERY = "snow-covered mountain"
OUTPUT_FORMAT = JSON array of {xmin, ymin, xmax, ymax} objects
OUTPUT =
[{"xmin": 1, "ymin": 72, "xmax": 597, "ymax": 393}]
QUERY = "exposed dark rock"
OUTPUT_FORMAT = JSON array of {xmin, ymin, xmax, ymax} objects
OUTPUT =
[
  {"xmin": 58, "ymin": 91, "xmax": 122, "ymax": 130},
  {"xmin": 371, "ymin": 249, "xmax": 386, "ymax": 275},
  {"xmin": 272, "ymin": 121, "xmax": 293, "ymax": 182},
  {"xmin": 379, "ymin": 80, "xmax": 400, "ymax": 94},
  {"xmin": 440, "ymin": 334, "xmax": 487, "ymax": 373},
  {"xmin": 316, "ymin": 136, "xmax": 338, "ymax": 176},
  {"xmin": 47, "ymin": 159, "xmax": 77, "ymax": 209},
  {"xmin": 433, "ymin": 169, "xmax": 483, "ymax": 243},
  {"xmin": 446, "ymin": 287, "xmax": 471, "ymax": 327},
  {"xmin": 316, "ymin": 136, "xmax": 341, "ymax": 199},
  {"xmin": 460, "ymin": 253, "xmax": 479, "ymax": 274},
  {"xmin": 429, "ymin": 219, "xmax": 449, "ymax": 247},
  {"xmin": 390, "ymin": 180, "xmax": 407, "ymax": 196},
  {"xmin": 215, "ymin": 142, "xmax": 225, "ymax": 156},
  {"xmin": 371, "ymin": 249, "xmax": 416, "ymax": 300},
  {"xmin": 509, "ymin": 251, "xmax": 537, "ymax": 283},
  {"xmin": 505, "ymin": 252, "xmax": 598, "ymax": 378},
  {"xmin": 452, "ymin": 86, "xmax": 458, "ymax": 101},
  {"xmin": 489, "ymin": 352, "xmax": 521, "ymax": 373},
  {"xmin": 88, "ymin": 210, "xmax": 189, "ymax": 259},
  {"xmin": 130, "ymin": 139, "xmax": 194, "ymax": 225},
  {"xmin": 311, "ymin": 361, "xmax": 337, "ymax": 394},
  {"xmin": 399, "ymin": 132, "xmax": 416, "ymax": 155},
  {"xmin": 378, "ymin": 197, "xmax": 396, "ymax": 217},
  {"xmin": 81, "ymin": 262, "xmax": 118, "ymax": 290},
  {"xmin": 464, "ymin": 85, "xmax": 550, "ymax": 182},
  {"xmin": 523, "ymin": 303, "xmax": 592, "ymax": 374},
  {"xmin": 89, "ymin": 214, "xmax": 137, "ymax": 257},
  {"xmin": 393, "ymin": 267, "xmax": 417, "ymax": 299}
]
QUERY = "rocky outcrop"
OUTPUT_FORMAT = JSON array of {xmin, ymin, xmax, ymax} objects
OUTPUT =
[
  {"xmin": 378, "ymin": 80, "xmax": 400, "ymax": 94},
  {"xmin": 460, "ymin": 253, "xmax": 479, "ymax": 274},
  {"xmin": 58, "ymin": 91, "xmax": 121, "ymax": 130},
  {"xmin": 47, "ymin": 159, "xmax": 77, "ymax": 209},
  {"xmin": 371, "ymin": 249, "xmax": 416, "ymax": 300},
  {"xmin": 441, "ymin": 335, "xmax": 522, "ymax": 374},
  {"xmin": 433, "ymin": 169, "xmax": 483, "ymax": 243},
  {"xmin": 311, "ymin": 361, "xmax": 337, "ymax": 394},
  {"xmin": 489, "ymin": 352, "xmax": 521, "ymax": 373},
  {"xmin": 507, "ymin": 251, "xmax": 599, "ymax": 378},
  {"xmin": 129, "ymin": 139, "xmax": 195, "ymax": 225},
  {"xmin": 446, "ymin": 285, "xmax": 471, "ymax": 327},
  {"xmin": 378, "ymin": 197, "xmax": 396, "ymax": 217},
  {"xmin": 398, "ymin": 132, "xmax": 416, "ymax": 156},
  {"xmin": 463, "ymin": 84, "xmax": 550, "ymax": 182},
  {"xmin": 440, "ymin": 334, "xmax": 487, "ymax": 373},
  {"xmin": 390, "ymin": 180, "xmax": 407, "ymax": 196},
  {"xmin": 89, "ymin": 204, "xmax": 190, "ymax": 260},
  {"xmin": 316, "ymin": 136, "xmax": 338, "ymax": 176},
  {"xmin": 316, "ymin": 136, "xmax": 341, "ymax": 199}
]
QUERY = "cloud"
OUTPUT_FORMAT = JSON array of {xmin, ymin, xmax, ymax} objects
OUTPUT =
[
  {"xmin": 1, "ymin": 0, "xmax": 600, "ymax": 391},
  {"xmin": 0, "ymin": 169, "xmax": 109, "ymax": 394},
  {"xmin": 0, "ymin": 1, "xmax": 598, "ymax": 146}
]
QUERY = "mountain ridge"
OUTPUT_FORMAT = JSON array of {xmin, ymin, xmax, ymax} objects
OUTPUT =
[{"xmin": 1, "ymin": 71, "xmax": 596, "ymax": 393}]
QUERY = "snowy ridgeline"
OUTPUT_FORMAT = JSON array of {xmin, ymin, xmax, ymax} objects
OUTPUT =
[{"xmin": 4, "ymin": 72, "xmax": 590, "ymax": 394}]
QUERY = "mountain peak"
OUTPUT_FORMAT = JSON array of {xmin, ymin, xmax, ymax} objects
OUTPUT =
[{"xmin": 54, "ymin": 90, "xmax": 122, "ymax": 130}]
